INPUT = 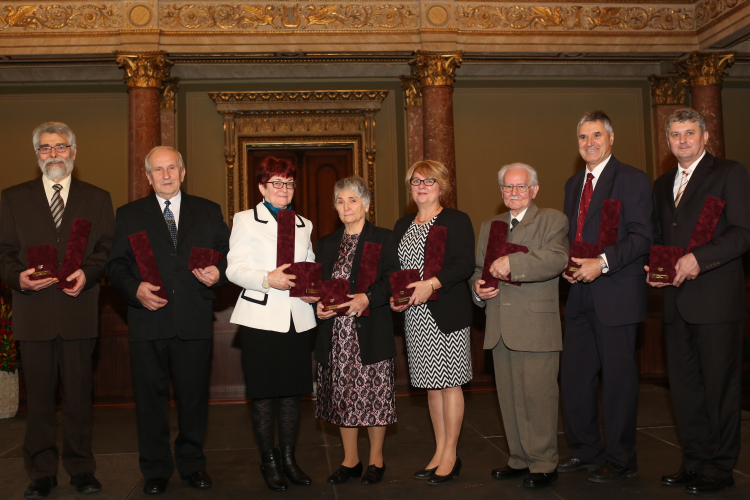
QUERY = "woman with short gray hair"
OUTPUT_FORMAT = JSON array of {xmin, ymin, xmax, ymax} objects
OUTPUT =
[{"xmin": 314, "ymin": 176, "xmax": 399, "ymax": 486}]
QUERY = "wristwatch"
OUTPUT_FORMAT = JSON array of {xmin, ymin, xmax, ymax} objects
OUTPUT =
[
  {"xmin": 262, "ymin": 272, "xmax": 270, "ymax": 290},
  {"xmin": 598, "ymin": 256, "xmax": 609, "ymax": 274}
]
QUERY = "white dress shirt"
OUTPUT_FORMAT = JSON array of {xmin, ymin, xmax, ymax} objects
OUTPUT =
[
  {"xmin": 155, "ymin": 191, "xmax": 182, "ymax": 228},
  {"xmin": 41, "ymin": 173, "xmax": 72, "ymax": 205},
  {"xmin": 673, "ymin": 151, "xmax": 706, "ymax": 199}
]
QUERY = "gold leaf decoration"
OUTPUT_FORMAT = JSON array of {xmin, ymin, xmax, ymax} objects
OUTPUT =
[{"xmin": 0, "ymin": 4, "xmax": 122, "ymax": 30}]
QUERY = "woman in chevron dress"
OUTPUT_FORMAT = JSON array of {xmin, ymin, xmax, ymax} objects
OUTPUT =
[{"xmin": 392, "ymin": 160, "xmax": 476, "ymax": 485}]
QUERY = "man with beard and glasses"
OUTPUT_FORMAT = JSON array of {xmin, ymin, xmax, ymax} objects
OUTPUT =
[{"xmin": 0, "ymin": 122, "xmax": 114, "ymax": 499}]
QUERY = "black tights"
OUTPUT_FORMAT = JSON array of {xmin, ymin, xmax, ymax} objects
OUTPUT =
[{"xmin": 250, "ymin": 396, "xmax": 301, "ymax": 453}]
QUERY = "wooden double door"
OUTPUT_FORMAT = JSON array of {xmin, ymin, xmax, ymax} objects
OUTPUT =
[{"xmin": 247, "ymin": 147, "xmax": 354, "ymax": 246}]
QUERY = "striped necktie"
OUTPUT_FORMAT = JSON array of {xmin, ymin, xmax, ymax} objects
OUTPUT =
[
  {"xmin": 50, "ymin": 184, "xmax": 64, "ymax": 230},
  {"xmin": 675, "ymin": 170, "xmax": 690, "ymax": 207},
  {"xmin": 164, "ymin": 200, "xmax": 177, "ymax": 247}
]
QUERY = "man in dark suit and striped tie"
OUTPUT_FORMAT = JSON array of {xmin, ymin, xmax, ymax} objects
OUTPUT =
[{"xmin": 0, "ymin": 122, "xmax": 115, "ymax": 498}]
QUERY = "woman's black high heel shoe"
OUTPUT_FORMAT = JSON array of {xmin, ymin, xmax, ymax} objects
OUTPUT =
[
  {"xmin": 414, "ymin": 466, "xmax": 438, "ymax": 480},
  {"xmin": 427, "ymin": 457, "xmax": 462, "ymax": 485}
]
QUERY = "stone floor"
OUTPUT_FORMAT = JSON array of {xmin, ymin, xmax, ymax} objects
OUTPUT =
[{"xmin": 1, "ymin": 384, "xmax": 749, "ymax": 500}]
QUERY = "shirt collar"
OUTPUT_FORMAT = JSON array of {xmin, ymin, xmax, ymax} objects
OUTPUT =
[
  {"xmin": 586, "ymin": 154, "xmax": 612, "ymax": 180},
  {"xmin": 510, "ymin": 207, "xmax": 529, "ymax": 223},
  {"xmin": 155, "ymin": 190, "xmax": 181, "ymax": 209},
  {"xmin": 41, "ymin": 173, "xmax": 72, "ymax": 192},
  {"xmin": 679, "ymin": 150, "xmax": 706, "ymax": 174}
]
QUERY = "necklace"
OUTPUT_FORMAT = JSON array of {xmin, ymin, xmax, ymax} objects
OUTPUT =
[{"xmin": 415, "ymin": 205, "xmax": 442, "ymax": 224}]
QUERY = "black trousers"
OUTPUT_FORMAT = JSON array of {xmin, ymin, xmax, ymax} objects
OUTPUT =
[
  {"xmin": 665, "ymin": 314, "xmax": 743, "ymax": 479},
  {"xmin": 561, "ymin": 285, "xmax": 640, "ymax": 471},
  {"xmin": 20, "ymin": 337, "xmax": 96, "ymax": 479},
  {"xmin": 130, "ymin": 337, "xmax": 212, "ymax": 480}
]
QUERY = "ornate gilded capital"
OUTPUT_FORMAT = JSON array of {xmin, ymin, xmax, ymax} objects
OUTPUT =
[
  {"xmin": 160, "ymin": 77, "xmax": 180, "ymax": 110},
  {"xmin": 115, "ymin": 51, "xmax": 173, "ymax": 89},
  {"xmin": 648, "ymin": 75, "xmax": 687, "ymax": 106},
  {"xmin": 399, "ymin": 75, "xmax": 422, "ymax": 107},
  {"xmin": 674, "ymin": 51, "xmax": 736, "ymax": 87},
  {"xmin": 409, "ymin": 51, "xmax": 463, "ymax": 88}
]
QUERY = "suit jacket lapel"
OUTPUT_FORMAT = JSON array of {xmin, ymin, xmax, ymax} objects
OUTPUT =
[
  {"xmin": 29, "ymin": 177, "xmax": 57, "ymax": 232},
  {"xmin": 584, "ymin": 156, "xmax": 615, "ymax": 230},
  {"xmin": 675, "ymin": 153, "xmax": 712, "ymax": 215},
  {"xmin": 143, "ymin": 192, "xmax": 174, "ymax": 246},
  {"xmin": 176, "ymin": 194, "xmax": 195, "ymax": 248},
  {"xmin": 509, "ymin": 203, "xmax": 536, "ymax": 245},
  {"xmin": 661, "ymin": 166, "xmax": 679, "ymax": 218}
]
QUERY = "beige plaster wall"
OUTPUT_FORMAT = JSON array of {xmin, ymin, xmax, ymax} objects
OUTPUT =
[
  {"xmin": 723, "ymin": 88, "xmax": 750, "ymax": 173},
  {"xmin": 453, "ymin": 87, "xmax": 647, "ymax": 237},
  {"xmin": 0, "ymin": 93, "xmax": 128, "ymax": 210}
]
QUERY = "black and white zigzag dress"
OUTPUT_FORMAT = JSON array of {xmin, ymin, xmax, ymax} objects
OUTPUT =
[{"xmin": 398, "ymin": 216, "xmax": 472, "ymax": 389}]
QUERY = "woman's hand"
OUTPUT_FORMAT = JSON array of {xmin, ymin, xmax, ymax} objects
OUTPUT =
[
  {"xmin": 339, "ymin": 293, "xmax": 369, "ymax": 317},
  {"xmin": 301, "ymin": 296, "xmax": 320, "ymax": 304},
  {"xmin": 316, "ymin": 300, "xmax": 338, "ymax": 320},
  {"xmin": 409, "ymin": 277, "xmax": 441, "ymax": 306},
  {"xmin": 267, "ymin": 263, "xmax": 295, "ymax": 290},
  {"xmin": 390, "ymin": 296, "xmax": 412, "ymax": 312}
]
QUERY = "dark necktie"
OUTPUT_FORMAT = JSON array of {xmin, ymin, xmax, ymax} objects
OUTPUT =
[
  {"xmin": 50, "ymin": 184, "xmax": 64, "ymax": 230},
  {"xmin": 511, "ymin": 218, "xmax": 519, "ymax": 231},
  {"xmin": 164, "ymin": 200, "xmax": 177, "ymax": 247},
  {"xmin": 575, "ymin": 173, "xmax": 595, "ymax": 242}
]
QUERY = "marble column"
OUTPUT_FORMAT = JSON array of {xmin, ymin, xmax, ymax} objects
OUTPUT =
[
  {"xmin": 160, "ymin": 77, "xmax": 180, "ymax": 149},
  {"xmin": 409, "ymin": 51, "xmax": 463, "ymax": 209},
  {"xmin": 116, "ymin": 51, "xmax": 173, "ymax": 202},
  {"xmin": 400, "ymin": 75, "xmax": 424, "ymax": 168},
  {"xmin": 648, "ymin": 75, "xmax": 688, "ymax": 177},
  {"xmin": 674, "ymin": 51, "xmax": 735, "ymax": 159}
]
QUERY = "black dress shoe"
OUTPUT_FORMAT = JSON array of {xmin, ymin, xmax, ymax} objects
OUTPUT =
[
  {"xmin": 524, "ymin": 470, "xmax": 558, "ymax": 488},
  {"xmin": 685, "ymin": 474, "xmax": 734, "ymax": 494},
  {"xmin": 557, "ymin": 458, "xmax": 598, "ymax": 473},
  {"xmin": 661, "ymin": 468, "xmax": 698, "ymax": 487},
  {"xmin": 427, "ymin": 457, "xmax": 462, "ymax": 485},
  {"xmin": 143, "ymin": 478, "xmax": 168, "ymax": 495},
  {"xmin": 24, "ymin": 477, "xmax": 57, "ymax": 499},
  {"xmin": 70, "ymin": 473, "xmax": 101, "ymax": 494},
  {"xmin": 491, "ymin": 465, "xmax": 530, "ymax": 480},
  {"xmin": 414, "ymin": 466, "xmax": 438, "ymax": 480},
  {"xmin": 260, "ymin": 448, "xmax": 289, "ymax": 491},
  {"xmin": 280, "ymin": 445, "xmax": 312, "ymax": 485},
  {"xmin": 185, "ymin": 471, "xmax": 212, "ymax": 489},
  {"xmin": 327, "ymin": 462, "xmax": 363, "ymax": 485},
  {"xmin": 362, "ymin": 464, "xmax": 385, "ymax": 485},
  {"xmin": 588, "ymin": 461, "xmax": 637, "ymax": 483}
]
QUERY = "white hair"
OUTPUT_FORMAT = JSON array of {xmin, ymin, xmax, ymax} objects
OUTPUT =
[
  {"xmin": 33, "ymin": 122, "xmax": 76, "ymax": 151},
  {"xmin": 333, "ymin": 176, "xmax": 371, "ymax": 208},
  {"xmin": 497, "ymin": 163, "xmax": 539, "ymax": 187},
  {"xmin": 145, "ymin": 146, "xmax": 185, "ymax": 175}
]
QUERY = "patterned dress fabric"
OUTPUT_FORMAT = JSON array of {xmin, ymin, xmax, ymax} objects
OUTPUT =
[
  {"xmin": 398, "ymin": 217, "xmax": 472, "ymax": 389},
  {"xmin": 316, "ymin": 232, "xmax": 397, "ymax": 427}
]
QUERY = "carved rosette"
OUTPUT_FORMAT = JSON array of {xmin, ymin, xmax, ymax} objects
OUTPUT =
[
  {"xmin": 648, "ymin": 75, "xmax": 687, "ymax": 106},
  {"xmin": 160, "ymin": 77, "xmax": 180, "ymax": 110},
  {"xmin": 674, "ymin": 51, "xmax": 736, "ymax": 87},
  {"xmin": 116, "ymin": 51, "xmax": 174, "ymax": 89},
  {"xmin": 399, "ymin": 75, "xmax": 422, "ymax": 107},
  {"xmin": 409, "ymin": 51, "xmax": 463, "ymax": 88}
]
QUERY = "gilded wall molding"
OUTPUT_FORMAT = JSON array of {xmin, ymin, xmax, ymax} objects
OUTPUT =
[
  {"xmin": 210, "ymin": 90, "xmax": 389, "ymax": 103},
  {"xmin": 399, "ymin": 74, "xmax": 422, "ymax": 107},
  {"xmin": 160, "ymin": 76, "xmax": 179, "ymax": 109},
  {"xmin": 674, "ymin": 50, "xmax": 736, "ymax": 86},
  {"xmin": 409, "ymin": 51, "xmax": 463, "ymax": 88},
  {"xmin": 0, "ymin": 4, "xmax": 122, "ymax": 30},
  {"xmin": 116, "ymin": 51, "xmax": 173, "ymax": 88},
  {"xmin": 648, "ymin": 74, "xmax": 687, "ymax": 105}
]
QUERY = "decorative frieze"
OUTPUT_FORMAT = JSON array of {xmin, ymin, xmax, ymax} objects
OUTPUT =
[
  {"xmin": 209, "ymin": 91, "xmax": 389, "ymax": 104},
  {"xmin": 235, "ymin": 114, "xmax": 365, "ymax": 133},
  {"xmin": 0, "ymin": 4, "xmax": 122, "ymax": 30}
]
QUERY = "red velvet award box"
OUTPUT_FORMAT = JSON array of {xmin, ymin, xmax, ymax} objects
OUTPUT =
[
  {"xmin": 188, "ymin": 247, "xmax": 223, "ymax": 271},
  {"xmin": 389, "ymin": 269, "xmax": 420, "ymax": 306},
  {"xmin": 128, "ymin": 231, "xmax": 168, "ymax": 300},
  {"xmin": 564, "ymin": 198, "xmax": 621, "ymax": 278},
  {"xmin": 648, "ymin": 246, "xmax": 685, "ymax": 283},
  {"xmin": 27, "ymin": 244, "xmax": 58, "ymax": 281},
  {"xmin": 423, "ymin": 225, "xmax": 446, "ymax": 300},
  {"xmin": 57, "ymin": 218, "xmax": 91, "ymax": 289},
  {"xmin": 276, "ymin": 210, "xmax": 296, "ymax": 267},
  {"xmin": 354, "ymin": 241, "xmax": 382, "ymax": 316},
  {"xmin": 480, "ymin": 221, "xmax": 529, "ymax": 288},
  {"xmin": 320, "ymin": 278, "xmax": 349, "ymax": 316},
  {"xmin": 286, "ymin": 262, "xmax": 322, "ymax": 298}
]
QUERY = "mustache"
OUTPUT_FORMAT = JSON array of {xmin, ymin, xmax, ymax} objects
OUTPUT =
[{"xmin": 38, "ymin": 156, "xmax": 74, "ymax": 180}]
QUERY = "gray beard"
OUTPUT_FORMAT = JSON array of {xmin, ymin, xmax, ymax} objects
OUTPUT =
[{"xmin": 38, "ymin": 156, "xmax": 74, "ymax": 181}]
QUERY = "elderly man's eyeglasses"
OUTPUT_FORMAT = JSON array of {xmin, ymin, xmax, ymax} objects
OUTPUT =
[
  {"xmin": 410, "ymin": 178, "xmax": 437, "ymax": 186},
  {"xmin": 501, "ymin": 184, "xmax": 532, "ymax": 193},
  {"xmin": 266, "ymin": 181, "xmax": 297, "ymax": 189},
  {"xmin": 38, "ymin": 144, "xmax": 71, "ymax": 154}
]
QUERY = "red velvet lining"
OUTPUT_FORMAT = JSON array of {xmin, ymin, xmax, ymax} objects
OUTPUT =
[
  {"xmin": 276, "ymin": 210, "xmax": 296, "ymax": 267},
  {"xmin": 686, "ymin": 195, "xmax": 726, "ymax": 252},
  {"xmin": 27, "ymin": 244, "xmax": 58, "ymax": 281},
  {"xmin": 424, "ymin": 225, "xmax": 447, "ymax": 301},
  {"xmin": 58, "ymin": 218, "xmax": 91, "ymax": 289},
  {"xmin": 128, "ymin": 231, "xmax": 168, "ymax": 300}
]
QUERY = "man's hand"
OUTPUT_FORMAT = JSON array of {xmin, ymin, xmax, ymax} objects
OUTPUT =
[
  {"xmin": 192, "ymin": 265, "xmax": 220, "ymax": 287},
  {"xmin": 62, "ymin": 269, "xmax": 86, "ymax": 297},
  {"xmin": 644, "ymin": 265, "xmax": 670, "ymax": 288},
  {"xmin": 136, "ymin": 282, "xmax": 168, "ymax": 311},
  {"xmin": 571, "ymin": 257, "xmax": 602, "ymax": 283},
  {"xmin": 316, "ymin": 300, "xmax": 337, "ymax": 320},
  {"xmin": 473, "ymin": 279, "xmax": 499, "ymax": 301},
  {"xmin": 19, "ymin": 268, "xmax": 57, "ymax": 291},
  {"xmin": 673, "ymin": 252, "xmax": 700, "ymax": 287},
  {"xmin": 490, "ymin": 255, "xmax": 511, "ymax": 281}
]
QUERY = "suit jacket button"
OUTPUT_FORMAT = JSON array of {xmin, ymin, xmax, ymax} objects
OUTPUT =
[
  {"xmin": 672, "ymin": 222, "xmax": 677, "ymax": 226},
  {"xmin": 356, "ymin": 322, "xmax": 362, "ymax": 328},
  {"xmin": 171, "ymin": 253, "xmax": 176, "ymax": 257},
  {"xmin": 174, "ymin": 271, "xmax": 179, "ymax": 275},
  {"xmin": 56, "ymin": 237, "xmax": 60, "ymax": 243}
]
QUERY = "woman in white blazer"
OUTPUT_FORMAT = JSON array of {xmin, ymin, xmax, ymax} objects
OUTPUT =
[{"xmin": 226, "ymin": 156, "xmax": 319, "ymax": 492}]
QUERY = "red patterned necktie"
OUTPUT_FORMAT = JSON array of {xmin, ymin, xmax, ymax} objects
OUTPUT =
[{"xmin": 575, "ymin": 173, "xmax": 595, "ymax": 242}]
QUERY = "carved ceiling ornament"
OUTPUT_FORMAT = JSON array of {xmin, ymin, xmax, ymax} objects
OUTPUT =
[
  {"xmin": 409, "ymin": 51, "xmax": 463, "ymax": 88},
  {"xmin": 399, "ymin": 75, "xmax": 422, "ymax": 107},
  {"xmin": 674, "ymin": 50, "xmax": 736, "ymax": 87},
  {"xmin": 0, "ymin": 4, "xmax": 122, "ymax": 31},
  {"xmin": 160, "ymin": 77, "xmax": 180, "ymax": 110},
  {"xmin": 115, "ymin": 51, "xmax": 174, "ymax": 89},
  {"xmin": 648, "ymin": 75, "xmax": 687, "ymax": 105}
]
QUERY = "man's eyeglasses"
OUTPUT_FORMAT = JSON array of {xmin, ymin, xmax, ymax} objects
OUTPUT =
[
  {"xmin": 410, "ymin": 178, "xmax": 437, "ymax": 186},
  {"xmin": 38, "ymin": 144, "xmax": 71, "ymax": 154},
  {"xmin": 266, "ymin": 181, "xmax": 297, "ymax": 189},
  {"xmin": 501, "ymin": 184, "xmax": 532, "ymax": 193}
]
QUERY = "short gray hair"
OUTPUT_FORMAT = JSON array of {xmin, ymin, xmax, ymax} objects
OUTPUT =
[
  {"xmin": 497, "ymin": 163, "xmax": 539, "ymax": 187},
  {"xmin": 32, "ymin": 122, "xmax": 76, "ymax": 152},
  {"xmin": 145, "ymin": 146, "xmax": 185, "ymax": 175},
  {"xmin": 333, "ymin": 176, "xmax": 371, "ymax": 208},
  {"xmin": 665, "ymin": 107, "xmax": 706, "ymax": 137},
  {"xmin": 577, "ymin": 110, "xmax": 614, "ymax": 136}
]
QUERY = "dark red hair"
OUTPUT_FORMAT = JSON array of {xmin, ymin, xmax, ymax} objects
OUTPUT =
[{"xmin": 255, "ymin": 156, "xmax": 296, "ymax": 185}]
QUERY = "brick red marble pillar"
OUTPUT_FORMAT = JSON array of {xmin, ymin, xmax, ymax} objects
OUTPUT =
[
  {"xmin": 648, "ymin": 75, "xmax": 688, "ymax": 177},
  {"xmin": 116, "ymin": 51, "xmax": 173, "ymax": 202},
  {"xmin": 675, "ymin": 51, "xmax": 736, "ymax": 159},
  {"xmin": 160, "ymin": 77, "xmax": 179, "ymax": 149},
  {"xmin": 409, "ymin": 51, "xmax": 463, "ymax": 209}
]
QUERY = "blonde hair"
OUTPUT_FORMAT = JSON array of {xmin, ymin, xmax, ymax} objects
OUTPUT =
[{"xmin": 405, "ymin": 160, "xmax": 452, "ymax": 201}]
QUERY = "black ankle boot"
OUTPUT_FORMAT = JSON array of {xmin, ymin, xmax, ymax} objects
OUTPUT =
[
  {"xmin": 260, "ymin": 448, "xmax": 289, "ymax": 491},
  {"xmin": 280, "ymin": 445, "xmax": 312, "ymax": 485}
]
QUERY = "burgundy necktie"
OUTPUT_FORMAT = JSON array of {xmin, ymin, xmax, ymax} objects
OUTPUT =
[{"xmin": 575, "ymin": 173, "xmax": 595, "ymax": 242}]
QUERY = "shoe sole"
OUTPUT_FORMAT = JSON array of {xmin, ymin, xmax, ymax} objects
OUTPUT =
[
  {"xmin": 588, "ymin": 471, "xmax": 638, "ymax": 483},
  {"xmin": 684, "ymin": 480, "xmax": 734, "ymax": 495},
  {"xmin": 558, "ymin": 464, "xmax": 599, "ymax": 473}
]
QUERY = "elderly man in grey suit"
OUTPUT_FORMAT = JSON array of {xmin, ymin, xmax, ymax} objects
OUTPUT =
[{"xmin": 470, "ymin": 163, "xmax": 569, "ymax": 489}]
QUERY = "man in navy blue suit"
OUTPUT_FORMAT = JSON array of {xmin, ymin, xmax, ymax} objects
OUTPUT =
[{"xmin": 558, "ymin": 111, "xmax": 653, "ymax": 482}]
